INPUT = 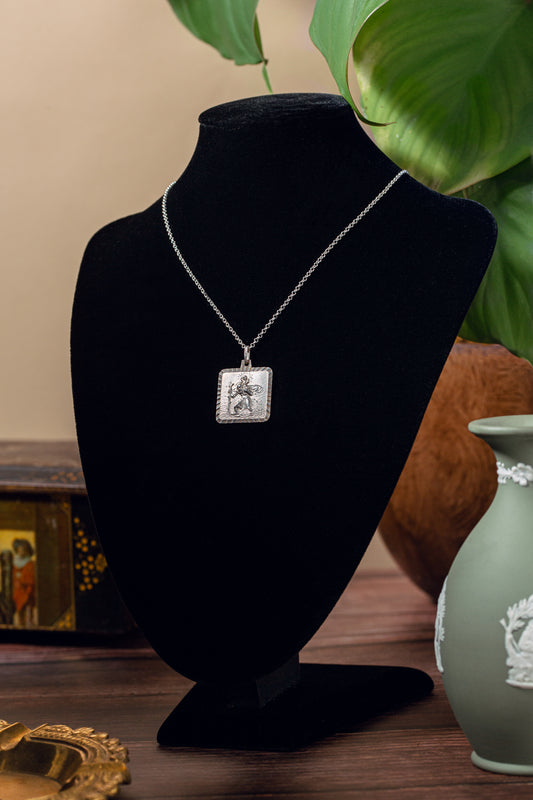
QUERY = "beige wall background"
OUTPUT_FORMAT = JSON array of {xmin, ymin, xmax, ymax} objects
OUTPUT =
[
  {"xmin": 2, "ymin": 0, "xmax": 395, "ymax": 569},
  {"xmin": 2, "ymin": 0, "xmax": 336, "ymax": 441}
]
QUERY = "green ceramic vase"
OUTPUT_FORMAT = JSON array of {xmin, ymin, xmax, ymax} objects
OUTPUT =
[{"xmin": 435, "ymin": 415, "xmax": 533, "ymax": 774}]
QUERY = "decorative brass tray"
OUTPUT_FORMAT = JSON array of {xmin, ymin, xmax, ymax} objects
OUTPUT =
[{"xmin": 0, "ymin": 719, "xmax": 130, "ymax": 800}]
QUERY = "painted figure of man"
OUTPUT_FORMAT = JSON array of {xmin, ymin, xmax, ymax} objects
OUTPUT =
[{"xmin": 12, "ymin": 538, "xmax": 37, "ymax": 627}]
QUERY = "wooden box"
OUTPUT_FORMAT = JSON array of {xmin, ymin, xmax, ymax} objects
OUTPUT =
[{"xmin": 0, "ymin": 442, "xmax": 133, "ymax": 634}]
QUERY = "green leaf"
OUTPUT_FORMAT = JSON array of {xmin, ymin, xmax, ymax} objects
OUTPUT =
[
  {"xmin": 167, "ymin": 0, "xmax": 268, "ymax": 73},
  {"xmin": 254, "ymin": 14, "xmax": 272, "ymax": 93},
  {"xmin": 353, "ymin": 0, "xmax": 533, "ymax": 193},
  {"xmin": 309, "ymin": 0, "xmax": 390, "ymax": 124},
  {"xmin": 460, "ymin": 158, "xmax": 533, "ymax": 364}
]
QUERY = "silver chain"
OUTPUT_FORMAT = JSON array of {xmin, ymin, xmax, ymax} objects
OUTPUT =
[{"xmin": 162, "ymin": 169, "xmax": 407, "ymax": 362}]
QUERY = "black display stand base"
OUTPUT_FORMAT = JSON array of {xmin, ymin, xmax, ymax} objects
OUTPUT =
[{"xmin": 157, "ymin": 663, "xmax": 434, "ymax": 751}]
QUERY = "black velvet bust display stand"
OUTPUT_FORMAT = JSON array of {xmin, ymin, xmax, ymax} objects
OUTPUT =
[{"xmin": 71, "ymin": 94, "xmax": 497, "ymax": 751}]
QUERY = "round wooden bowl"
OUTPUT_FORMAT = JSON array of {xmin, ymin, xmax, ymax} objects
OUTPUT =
[{"xmin": 379, "ymin": 343, "xmax": 533, "ymax": 601}]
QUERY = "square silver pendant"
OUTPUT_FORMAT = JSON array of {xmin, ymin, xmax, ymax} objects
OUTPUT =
[{"xmin": 216, "ymin": 366, "xmax": 272, "ymax": 423}]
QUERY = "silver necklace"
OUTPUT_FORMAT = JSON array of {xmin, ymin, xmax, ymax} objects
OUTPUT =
[{"xmin": 162, "ymin": 169, "xmax": 407, "ymax": 424}]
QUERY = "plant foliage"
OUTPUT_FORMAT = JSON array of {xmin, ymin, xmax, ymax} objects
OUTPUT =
[
  {"xmin": 459, "ymin": 158, "xmax": 533, "ymax": 363},
  {"xmin": 167, "ymin": 0, "xmax": 533, "ymax": 363},
  {"xmin": 308, "ymin": 0, "xmax": 388, "ymax": 125},
  {"xmin": 167, "ymin": 0, "xmax": 271, "ymax": 89},
  {"xmin": 350, "ymin": 0, "xmax": 533, "ymax": 194}
]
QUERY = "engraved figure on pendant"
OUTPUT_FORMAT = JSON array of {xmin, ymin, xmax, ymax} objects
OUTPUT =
[
  {"xmin": 500, "ymin": 593, "xmax": 533, "ymax": 688},
  {"xmin": 228, "ymin": 374, "xmax": 264, "ymax": 416}
]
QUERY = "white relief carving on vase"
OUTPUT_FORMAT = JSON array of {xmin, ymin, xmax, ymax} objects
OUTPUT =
[
  {"xmin": 434, "ymin": 576, "xmax": 447, "ymax": 674},
  {"xmin": 497, "ymin": 461, "xmax": 533, "ymax": 487},
  {"xmin": 500, "ymin": 594, "xmax": 533, "ymax": 688}
]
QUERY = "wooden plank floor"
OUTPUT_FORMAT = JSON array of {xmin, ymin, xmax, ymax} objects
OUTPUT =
[{"xmin": 0, "ymin": 570, "xmax": 530, "ymax": 799}]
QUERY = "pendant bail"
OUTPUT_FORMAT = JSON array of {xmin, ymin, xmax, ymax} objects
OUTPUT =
[{"xmin": 240, "ymin": 345, "xmax": 252, "ymax": 371}]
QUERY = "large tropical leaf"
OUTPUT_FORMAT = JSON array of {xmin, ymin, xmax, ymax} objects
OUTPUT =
[
  {"xmin": 309, "ymin": 0, "xmax": 389, "ymax": 125},
  {"xmin": 353, "ymin": 0, "xmax": 533, "ymax": 194},
  {"xmin": 167, "ymin": 0, "xmax": 270, "ymax": 86},
  {"xmin": 460, "ymin": 158, "xmax": 533, "ymax": 364}
]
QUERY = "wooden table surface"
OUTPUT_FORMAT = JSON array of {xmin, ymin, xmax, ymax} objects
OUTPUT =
[{"xmin": 0, "ymin": 569, "xmax": 530, "ymax": 799}]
